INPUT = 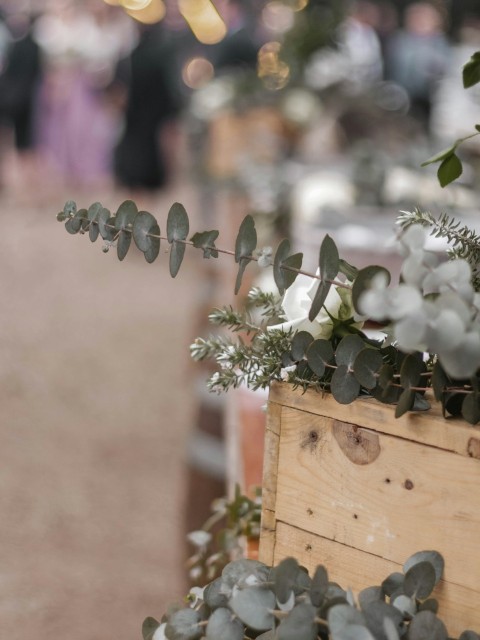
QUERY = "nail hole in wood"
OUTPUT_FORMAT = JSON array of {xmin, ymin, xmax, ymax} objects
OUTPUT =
[{"xmin": 404, "ymin": 479, "xmax": 414, "ymax": 490}]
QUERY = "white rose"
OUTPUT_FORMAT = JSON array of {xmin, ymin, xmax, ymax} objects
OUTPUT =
[{"xmin": 269, "ymin": 272, "xmax": 362, "ymax": 340}]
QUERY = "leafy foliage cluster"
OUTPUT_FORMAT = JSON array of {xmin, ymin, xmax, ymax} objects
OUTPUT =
[
  {"xmin": 143, "ymin": 550, "xmax": 479, "ymax": 640},
  {"xmin": 421, "ymin": 51, "xmax": 480, "ymax": 187},
  {"xmin": 186, "ymin": 486, "xmax": 261, "ymax": 586},
  {"xmin": 58, "ymin": 196, "xmax": 480, "ymax": 425}
]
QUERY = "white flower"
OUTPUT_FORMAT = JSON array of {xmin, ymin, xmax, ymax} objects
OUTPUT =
[
  {"xmin": 280, "ymin": 364, "xmax": 297, "ymax": 381},
  {"xmin": 269, "ymin": 271, "xmax": 362, "ymax": 339}
]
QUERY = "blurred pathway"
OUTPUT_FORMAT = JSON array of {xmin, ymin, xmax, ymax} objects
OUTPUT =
[{"xmin": 0, "ymin": 180, "xmax": 199, "ymax": 639}]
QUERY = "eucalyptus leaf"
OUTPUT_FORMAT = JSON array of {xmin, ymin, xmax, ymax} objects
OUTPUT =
[
  {"xmin": 328, "ymin": 604, "xmax": 366, "ymax": 635},
  {"xmin": 235, "ymin": 257, "xmax": 251, "ymax": 294},
  {"xmin": 310, "ymin": 565, "xmax": 328, "ymax": 607},
  {"xmin": 407, "ymin": 610, "xmax": 448, "ymax": 640},
  {"xmin": 412, "ymin": 393, "xmax": 430, "ymax": 411},
  {"xmin": 319, "ymin": 234, "xmax": 339, "ymax": 282},
  {"xmin": 277, "ymin": 603, "xmax": 317, "ymax": 640},
  {"xmin": 353, "ymin": 349, "xmax": 383, "ymax": 389},
  {"xmin": 274, "ymin": 557, "xmax": 299, "ymax": 604},
  {"xmin": 204, "ymin": 578, "xmax": 229, "ymax": 610},
  {"xmin": 363, "ymin": 601, "xmax": 404, "ymax": 640},
  {"xmin": 459, "ymin": 632, "xmax": 480, "ymax": 640},
  {"xmin": 352, "ymin": 266, "xmax": 391, "ymax": 314},
  {"xmin": 381, "ymin": 572, "xmax": 404, "ymax": 597},
  {"xmin": 308, "ymin": 280, "xmax": 331, "ymax": 323},
  {"xmin": 273, "ymin": 238, "xmax": 291, "ymax": 295},
  {"xmin": 170, "ymin": 241, "xmax": 186, "ymax": 278},
  {"xmin": 399, "ymin": 354, "xmax": 425, "ymax": 388},
  {"xmin": 282, "ymin": 252, "xmax": 303, "ymax": 290},
  {"xmin": 133, "ymin": 211, "xmax": 161, "ymax": 263},
  {"xmin": 462, "ymin": 392, "xmax": 480, "ymax": 425},
  {"xmin": 335, "ymin": 334, "xmax": 365, "ymax": 368},
  {"xmin": 206, "ymin": 607, "xmax": 243, "ymax": 640},
  {"xmin": 87, "ymin": 202, "xmax": 103, "ymax": 242},
  {"xmin": 395, "ymin": 387, "xmax": 415, "ymax": 418},
  {"xmin": 291, "ymin": 332, "xmax": 314, "ymax": 361},
  {"xmin": 117, "ymin": 230, "xmax": 132, "ymax": 261},
  {"xmin": 404, "ymin": 561, "xmax": 436, "ymax": 600},
  {"xmin": 392, "ymin": 594, "xmax": 417, "ymax": 617},
  {"xmin": 403, "ymin": 551, "xmax": 444, "ymax": 585},
  {"xmin": 190, "ymin": 230, "xmax": 219, "ymax": 258},
  {"xmin": 431, "ymin": 362, "xmax": 448, "ymax": 402},
  {"xmin": 273, "ymin": 240, "xmax": 303, "ymax": 295},
  {"xmin": 143, "ymin": 617, "xmax": 161, "ymax": 640},
  {"xmin": 165, "ymin": 608, "xmax": 202, "ymax": 640},
  {"xmin": 235, "ymin": 215, "xmax": 257, "ymax": 263},
  {"xmin": 307, "ymin": 339, "xmax": 334, "ymax": 377},
  {"xmin": 167, "ymin": 202, "xmax": 189, "ymax": 243},
  {"xmin": 65, "ymin": 208, "xmax": 87, "ymax": 234},
  {"xmin": 437, "ymin": 153, "xmax": 462, "ymax": 188},
  {"xmin": 98, "ymin": 208, "xmax": 112, "ymax": 240},
  {"xmin": 418, "ymin": 599, "xmax": 439, "ymax": 614},
  {"xmin": 229, "ymin": 587, "xmax": 275, "ymax": 631},
  {"xmin": 338, "ymin": 258, "xmax": 358, "ymax": 281},
  {"xmin": 358, "ymin": 586, "xmax": 384, "ymax": 611},
  {"xmin": 331, "ymin": 365, "xmax": 361, "ymax": 404},
  {"xmin": 115, "ymin": 199, "xmax": 138, "ymax": 230}
]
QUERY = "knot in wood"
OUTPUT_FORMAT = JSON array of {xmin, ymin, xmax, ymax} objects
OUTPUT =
[{"xmin": 332, "ymin": 420, "xmax": 381, "ymax": 465}]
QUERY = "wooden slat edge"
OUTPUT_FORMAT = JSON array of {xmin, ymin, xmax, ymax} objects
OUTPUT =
[
  {"xmin": 269, "ymin": 382, "xmax": 480, "ymax": 457},
  {"xmin": 259, "ymin": 401, "xmax": 282, "ymax": 565}
]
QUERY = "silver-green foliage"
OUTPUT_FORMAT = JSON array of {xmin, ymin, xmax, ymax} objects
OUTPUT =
[{"xmin": 143, "ymin": 550, "xmax": 479, "ymax": 640}]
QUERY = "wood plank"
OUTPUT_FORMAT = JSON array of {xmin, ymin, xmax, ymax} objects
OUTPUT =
[
  {"xmin": 273, "ymin": 522, "xmax": 480, "ymax": 639},
  {"xmin": 274, "ymin": 407, "xmax": 480, "ymax": 592},
  {"xmin": 259, "ymin": 401, "xmax": 282, "ymax": 565},
  {"xmin": 269, "ymin": 382, "xmax": 480, "ymax": 458}
]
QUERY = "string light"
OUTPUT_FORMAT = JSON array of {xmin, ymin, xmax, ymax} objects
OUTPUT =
[{"xmin": 179, "ymin": 0, "xmax": 227, "ymax": 45}]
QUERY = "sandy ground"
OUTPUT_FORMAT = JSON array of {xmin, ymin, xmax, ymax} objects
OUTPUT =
[{"xmin": 0, "ymin": 179, "xmax": 202, "ymax": 638}]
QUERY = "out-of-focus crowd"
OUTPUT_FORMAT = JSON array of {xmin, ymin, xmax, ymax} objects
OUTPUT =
[{"xmin": 0, "ymin": 0, "xmax": 478, "ymax": 201}]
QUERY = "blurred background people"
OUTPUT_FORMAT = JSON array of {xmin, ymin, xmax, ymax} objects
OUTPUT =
[
  {"xmin": 385, "ymin": 1, "xmax": 450, "ymax": 129},
  {"xmin": 113, "ymin": 18, "xmax": 182, "ymax": 195}
]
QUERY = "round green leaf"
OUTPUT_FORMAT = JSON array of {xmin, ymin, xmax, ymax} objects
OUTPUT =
[
  {"xmin": 229, "ymin": 587, "xmax": 275, "ymax": 631},
  {"xmin": 291, "ymin": 332, "xmax": 314, "ymax": 361},
  {"xmin": 358, "ymin": 586, "xmax": 384, "ymax": 611},
  {"xmin": 277, "ymin": 603, "xmax": 317, "ymax": 640},
  {"xmin": 310, "ymin": 565, "xmax": 328, "ymax": 607},
  {"xmin": 353, "ymin": 349, "xmax": 383, "ymax": 389},
  {"xmin": 274, "ymin": 557, "xmax": 299, "ymax": 604},
  {"xmin": 97, "ymin": 208, "xmax": 112, "ymax": 240},
  {"xmin": 407, "ymin": 610, "xmax": 448, "ymax": 640},
  {"xmin": 331, "ymin": 365, "xmax": 361, "ymax": 404},
  {"xmin": 204, "ymin": 578, "xmax": 229, "ymax": 610},
  {"xmin": 421, "ymin": 145, "xmax": 456, "ymax": 167},
  {"xmin": 65, "ymin": 208, "xmax": 87, "ymax": 234},
  {"xmin": 142, "ymin": 617, "xmax": 160, "ymax": 640},
  {"xmin": 335, "ymin": 334, "xmax": 365, "ymax": 368},
  {"xmin": 352, "ymin": 266, "xmax": 391, "ymax": 314},
  {"xmin": 462, "ymin": 392, "xmax": 480, "ymax": 425},
  {"xmin": 404, "ymin": 561, "xmax": 436, "ymax": 600},
  {"xmin": 463, "ymin": 54, "xmax": 480, "ymax": 88},
  {"xmin": 381, "ymin": 572, "xmax": 404, "ymax": 597},
  {"xmin": 328, "ymin": 604, "xmax": 366, "ymax": 635},
  {"xmin": 115, "ymin": 199, "xmax": 138, "ymax": 230},
  {"xmin": 307, "ymin": 339, "xmax": 334, "ymax": 377},
  {"xmin": 165, "ymin": 608, "xmax": 202, "ymax": 640},
  {"xmin": 206, "ymin": 607, "xmax": 244, "ymax": 640},
  {"xmin": 399, "ymin": 354, "xmax": 425, "ymax": 388},
  {"xmin": 392, "ymin": 594, "xmax": 417, "ymax": 617},
  {"xmin": 319, "ymin": 234, "xmax": 339, "ymax": 281},
  {"xmin": 133, "ymin": 211, "xmax": 160, "ymax": 263},
  {"xmin": 459, "ymin": 632, "xmax": 480, "ymax": 640},
  {"xmin": 403, "ymin": 551, "xmax": 444, "ymax": 585},
  {"xmin": 418, "ymin": 599, "xmax": 439, "ymax": 614},
  {"xmin": 363, "ymin": 602, "xmax": 403, "ymax": 640},
  {"xmin": 167, "ymin": 202, "xmax": 189, "ymax": 243}
]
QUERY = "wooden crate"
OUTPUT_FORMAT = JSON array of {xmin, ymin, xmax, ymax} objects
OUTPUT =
[{"xmin": 259, "ymin": 382, "xmax": 480, "ymax": 637}]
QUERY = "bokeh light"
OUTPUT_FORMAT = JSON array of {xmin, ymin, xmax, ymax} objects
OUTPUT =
[
  {"xmin": 257, "ymin": 41, "xmax": 290, "ymax": 90},
  {"xmin": 126, "ymin": 0, "xmax": 166, "ymax": 23},
  {"xmin": 262, "ymin": 2, "xmax": 295, "ymax": 34},
  {"xmin": 182, "ymin": 57, "xmax": 215, "ymax": 89},
  {"xmin": 284, "ymin": 0, "xmax": 309, "ymax": 10},
  {"xmin": 179, "ymin": 0, "xmax": 227, "ymax": 45},
  {"xmin": 121, "ymin": 0, "xmax": 152, "ymax": 10}
]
